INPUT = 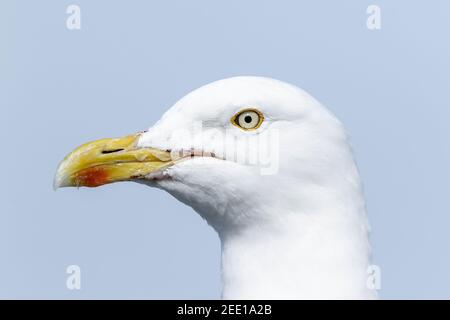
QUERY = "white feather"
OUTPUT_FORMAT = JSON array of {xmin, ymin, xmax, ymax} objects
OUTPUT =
[{"xmin": 138, "ymin": 76, "xmax": 376, "ymax": 299}]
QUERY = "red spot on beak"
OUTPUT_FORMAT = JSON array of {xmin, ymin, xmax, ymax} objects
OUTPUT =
[{"xmin": 74, "ymin": 167, "xmax": 109, "ymax": 187}]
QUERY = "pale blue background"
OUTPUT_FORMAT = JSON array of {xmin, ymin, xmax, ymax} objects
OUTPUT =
[{"xmin": 1, "ymin": 0, "xmax": 449, "ymax": 299}]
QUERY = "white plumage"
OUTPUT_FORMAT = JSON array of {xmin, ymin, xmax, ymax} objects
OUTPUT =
[
  {"xmin": 138, "ymin": 77, "xmax": 376, "ymax": 299},
  {"xmin": 56, "ymin": 76, "xmax": 377, "ymax": 299}
]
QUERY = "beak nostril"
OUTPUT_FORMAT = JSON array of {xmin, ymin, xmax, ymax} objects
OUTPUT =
[{"xmin": 101, "ymin": 148, "xmax": 124, "ymax": 154}]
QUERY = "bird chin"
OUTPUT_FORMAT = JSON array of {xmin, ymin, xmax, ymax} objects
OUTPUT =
[
  {"xmin": 143, "ymin": 169, "xmax": 173, "ymax": 181},
  {"xmin": 138, "ymin": 156, "xmax": 233, "ymax": 205}
]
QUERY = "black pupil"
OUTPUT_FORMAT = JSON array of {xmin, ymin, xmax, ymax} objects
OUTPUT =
[{"xmin": 244, "ymin": 115, "xmax": 253, "ymax": 123}]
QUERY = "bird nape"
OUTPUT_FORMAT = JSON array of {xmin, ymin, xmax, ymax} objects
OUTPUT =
[{"xmin": 54, "ymin": 76, "xmax": 377, "ymax": 299}]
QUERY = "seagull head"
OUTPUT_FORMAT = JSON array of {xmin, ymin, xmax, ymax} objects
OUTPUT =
[{"xmin": 54, "ymin": 76, "xmax": 356, "ymax": 234}]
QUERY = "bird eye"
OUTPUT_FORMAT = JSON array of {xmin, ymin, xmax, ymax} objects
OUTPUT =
[{"xmin": 231, "ymin": 109, "xmax": 264, "ymax": 130}]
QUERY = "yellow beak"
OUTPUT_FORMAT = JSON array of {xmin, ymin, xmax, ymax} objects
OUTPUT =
[{"xmin": 54, "ymin": 133, "xmax": 172, "ymax": 189}]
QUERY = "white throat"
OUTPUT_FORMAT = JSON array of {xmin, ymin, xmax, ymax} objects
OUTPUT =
[{"xmin": 218, "ymin": 184, "xmax": 377, "ymax": 299}]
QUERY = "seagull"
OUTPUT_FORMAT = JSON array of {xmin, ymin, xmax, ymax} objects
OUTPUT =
[{"xmin": 54, "ymin": 76, "xmax": 377, "ymax": 299}]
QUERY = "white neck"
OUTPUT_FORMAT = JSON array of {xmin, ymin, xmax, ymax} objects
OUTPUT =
[{"xmin": 219, "ymin": 199, "xmax": 377, "ymax": 299}]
